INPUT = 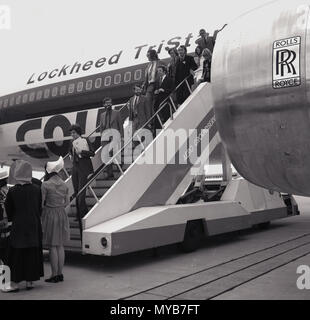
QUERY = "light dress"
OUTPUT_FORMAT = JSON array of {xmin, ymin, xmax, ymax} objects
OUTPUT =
[{"xmin": 41, "ymin": 175, "xmax": 70, "ymax": 247}]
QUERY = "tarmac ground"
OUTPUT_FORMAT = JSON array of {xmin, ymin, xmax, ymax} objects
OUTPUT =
[{"xmin": 1, "ymin": 196, "xmax": 310, "ymax": 300}]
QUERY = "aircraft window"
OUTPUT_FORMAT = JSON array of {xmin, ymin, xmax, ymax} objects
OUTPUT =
[
  {"xmin": 95, "ymin": 78, "xmax": 102, "ymax": 89},
  {"xmin": 104, "ymin": 76, "xmax": 111, "ymax": 86},
  {"xmin": 36, "ymin": 91, "xmax": 42, "ymax": 100},
  {"xmin": 77, "ymin": 81, "xmax": 84, "ymax": 92},
  {"xmin": 124, "ymin": 71, "xmax": 131, "ymax": 83},
  {"xmin": 4, "ymin": 99, "xmax": 9, "ymax": 108},
  {"xmin": 114, "ymin": 74, "xmax": 121, "ymax": 85},
  {"xmin": 86, "ymin": 80, "xmax": 93, "ymax": 90},
  {"xmin": 22, "ymin": 94, "xmax": 28, "ymax": 104},
  {"xmin": 44, "ymin": 89, "xmax": 50, "ymax": 99},
  {"xmin": 60, "ymin": 85, "xmax": 66, "ymax": 95},
  {"xmin": 29, "ymin": 92, "xmax": 35, "ymax": 102},
  {"xmin": 16, "ymin": 95, "xmax": 22, "ymax": 104},
  {"xmin": 9, "ymin": 96, "xmax": 15, "ymax": 106},
  {"xmin": 52, "ymin": 87, "xmax": 58, "ymax": 97},
  {"xmin": 134, "ymin": 69, "xmax": 142, "ymax": 80},
  {"xmin": 0, "ymin": 100, "xmax": 2, "ymax": 109},
  {"xmin": 68, "ymin": 83, "xmax": 75, "ymax": 94}
]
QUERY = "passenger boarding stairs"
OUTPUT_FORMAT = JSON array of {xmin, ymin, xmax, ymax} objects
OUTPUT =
[{"xmin": 60, "ymin": 79, "xmax": 220, "ymax": 252}]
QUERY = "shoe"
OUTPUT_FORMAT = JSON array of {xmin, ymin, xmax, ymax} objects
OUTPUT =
[
  {"xmin": 45, "ymin": 276, "xmax": 59, "ymax": 283},
  {"xmin": 57, "ymin": 274, "xmax": 64, "ymax": 282},
  {"xmin": 26, "ymin": 282, "xmax": 34, "ymax": 290},
  {"xmin": 2, "ymin": 287, "xmax": 19, "ymax": 293},
  {"xmin": 107, "ymin": 174, "xmax": 114, "ymax": 180}
]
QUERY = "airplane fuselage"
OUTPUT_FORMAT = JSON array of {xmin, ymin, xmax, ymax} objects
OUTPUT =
[{"xmin": 0, "ymin": 32, "xmax": 219, "ymax": 170}]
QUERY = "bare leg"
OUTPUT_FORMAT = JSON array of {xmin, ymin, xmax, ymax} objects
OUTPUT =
[
  {"xmin": 49, "ymin": 247, "xmax": 58, "ymax": 277},
  {"xmin": 56, "ymin": 246, "xmax": 65, "ymax": 275}
]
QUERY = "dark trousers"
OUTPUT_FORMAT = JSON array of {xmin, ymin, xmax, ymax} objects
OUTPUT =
[
  {"xmin": 176, "ymin": 82, "xmax": 191, "ymax": 105},
  {"xmin": 153, "ymin": 98, "xmax": 171, "ymax": 132},
  {"xmin": 72, "ymin": 165, "xmax": 89, "ymax": 219},
  {"xmin": 145, "ymin": 83, "xmax": 156, "ymax": 132},
  {"xmin": 0, "ymin": 245, "xmax": 8, "ymax": 265}
]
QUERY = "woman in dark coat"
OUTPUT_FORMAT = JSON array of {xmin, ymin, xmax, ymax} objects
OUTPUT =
[
  {"xmin": 0, "ymin": 169, "xmax": 9, "ymax": 265},
  {"xmin": 2, "ymin": 160, "xmax": 43, "ymax": 292}
]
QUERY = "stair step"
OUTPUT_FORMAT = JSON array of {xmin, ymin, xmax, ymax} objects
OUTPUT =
[
  {"xmin": 94, "ymin": 179, "xmax": 117, "ymax": 188},
  {"xmin": 68, "ymin": 215, "xmax": 79, "ymax": 228},
  {"xmin": 68, "ymin": 197, "xmax": 98, "ymax": 206},
  {"xmin": 67, "ymin": 206, "xmax": 93, "ymax": 217},
  {"xmin": 64, "ymin": 245, "xmax": 81, "ymax": 252},
  {"xmin": 93, "ymin": 180, "xmax": 115, "ymax": 187},
  {"xmin": 91, "ymin": 187, "xmax": 110, "ymax": 197},
  {"xmin": 64, "ymin": 238, "xmax": 82, "ymax": 249},
  {"xmin": 69, "ymin": 223, "xmax": 79, "ymax": 229},
  {"xmin": 70, "ymin": 235, "xmax": 81, "ymax": 241},
  {"xmin": 70, "ymin": 228, "xmax": 81, "ymax": 237}
]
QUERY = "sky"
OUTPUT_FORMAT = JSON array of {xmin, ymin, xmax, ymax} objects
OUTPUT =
[{"xmin": 0, "ymin": 0, "xmax": 275, "ymax": 96}]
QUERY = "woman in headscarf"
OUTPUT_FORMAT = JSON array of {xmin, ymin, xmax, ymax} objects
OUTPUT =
[
  {"xmin": 2, "ymin": 160, "xmax": 43, "ymax": 292},
  {"xmin": 41, "ymin": 157, "xmax": 70, "ymax": 283}
]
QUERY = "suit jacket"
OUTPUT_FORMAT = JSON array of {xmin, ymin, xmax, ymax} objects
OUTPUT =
[
  {"xmin": 100, "ymin": 109, "xmax": 124, "ymax": 137},
  {"xmin": 175, "ymin": 55, "xmax": 198, "ymax": 87},
  {"xmin": 195, "ymin": 36, "xmax": 215, "ymax": 52},
  {"xmin": 127, "ymin": 95, "xmax": 150, "ymax": 130},
  {"xmin": 167, "ymin": 56, "xmax": 179, "ymax": 83},
  {"xmin": 69, "ymin": 137, "xmax": 95, "ymax": 175},
  {"xmin": 154, "ymin": 75, "xmax": 174, "ymax": 108},
  {"xmin": 143, "ymin": 60, "xmax": 161, "ymax": 89}
]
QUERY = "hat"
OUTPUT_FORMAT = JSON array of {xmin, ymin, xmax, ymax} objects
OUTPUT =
[
  {"xmin": 0, "ymin": 169, "xmax": 9, "ymax": 181},
  {"xmin": 46, "ymin": 156, "xmax": 64, "ymax": 174},
  {"xmin": 9, "ymin": 160, "xmax": 32, "ymax": 185}
]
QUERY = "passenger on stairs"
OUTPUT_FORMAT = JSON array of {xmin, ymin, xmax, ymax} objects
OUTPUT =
[
  {"xmin": 41, "ymin": 157, "xmax": 70, "ymax": 284},
  {"xmin": 154, "ymin": 65, "xmax": 174, "ymax": 132},
  {"xmin": 142, "ymin": 49, "xmax": 162, "ymax": 131},
  {"xmin": 193, "ymin": 45, "xmax": 205, "ymax": 87},
  {"xmin": 175, "ymin": 45, "xmax": 198, "ymax": 105},
  {"xmin": 195, "ymin": 29, "xmax": 215, "ymax": 53},
  {"xmin": 126, "ymin": 84, "xmax": 150, "ymax": 134},
  {"xmin": 166, "ymin": 47, "xmax": 179, "ymax": 86},
  {"xmin": 100, "ymin": 97, "xmax": 124, "ymax": 179},
  {"xmin": 69, "ymin": 124, "xmax": 95, "ymax": 221},
  {"xmin": 201, "ymin": 48, "xmax": 212, "ymax": 83}
]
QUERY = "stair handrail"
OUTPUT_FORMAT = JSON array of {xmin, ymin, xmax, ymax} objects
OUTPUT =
[
  {"xmin": 41, "ymin": 102, "xmax": 130, "ymax": 181},
  {"xmin": 70, "ymin": 75, "xmax": 194, "ymax": 207}
]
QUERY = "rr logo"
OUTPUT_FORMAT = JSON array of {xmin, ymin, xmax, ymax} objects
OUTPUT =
[
  {"xmin": 0, "ymin": 5, "xmax": 11, "ymax": 30},
  {"xmin": 275, "ymin": 49, "xmax": 297, "ymax": 77},
  {"xmin": 0, "ymin": 265, "xmax": 11, "ymax": 289},
  {"xmin": 273, "ymin": 36, "xmax": 301, "ymax": 89}
]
